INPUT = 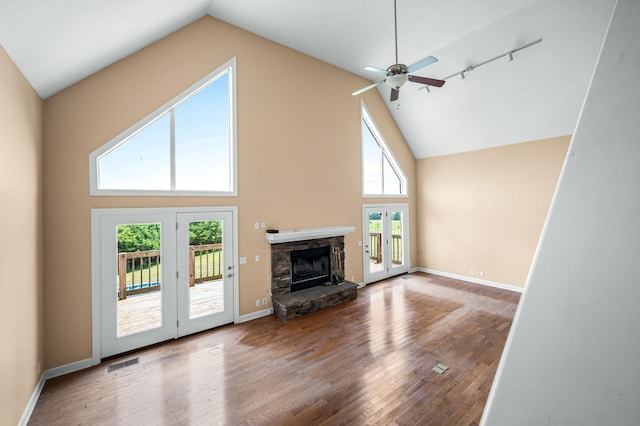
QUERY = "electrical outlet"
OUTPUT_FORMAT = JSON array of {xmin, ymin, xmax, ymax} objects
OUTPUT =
[
  {"xmin": 470, "ymin": 269, "xmax": 474, "ymax": 276},
  {"xmin": 480, "ymin": 271, "xmax": 485, "ymax": 278},
  {"xmin": 255, "ymin": 255, "xmax": 260, "ymax": 262},
  {"xmin": 255, "ymin": 299, "xmax": 260, "ymax": 307},
  {"xmin": 261, "ymin": 222, "xmax": 266, "ymax": 229},
  {"xmin": 262, "ymin": 298, "xmax": 267, "ymax": 306},
  {"xmin": 254, "ymin": 222, "xmax": 260, "ymax": 230}
]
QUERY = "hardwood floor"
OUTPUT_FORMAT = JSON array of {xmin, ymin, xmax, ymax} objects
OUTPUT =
[{"xmin": 29, "ymin": 272, "xmax": 520, "ymax": 425}]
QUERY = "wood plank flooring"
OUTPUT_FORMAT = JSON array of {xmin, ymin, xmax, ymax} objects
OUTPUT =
[{"xmin": 29, "ymin": 272, "xmax": 520, "ymax": 425}]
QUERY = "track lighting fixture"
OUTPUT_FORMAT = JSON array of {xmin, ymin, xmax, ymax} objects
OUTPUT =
[{"xmin": 419, "ymin": 38, "xmax": 542, "ymax": 95}]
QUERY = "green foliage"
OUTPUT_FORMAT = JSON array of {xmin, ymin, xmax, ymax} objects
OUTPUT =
[
  {"xmin": 369, "ymin": 219, "xmax": 402, "ymax": 235},
  {"xmin": 189, "ymin": 221, "xmax": 222, "ymax": 245},
  {"xmin": 117, "ymin": 221, "xmax": 222, "ymax": 254},
  {"xmin": 117, "ymin": 224, "xmax": 160, "ymax": 253}
]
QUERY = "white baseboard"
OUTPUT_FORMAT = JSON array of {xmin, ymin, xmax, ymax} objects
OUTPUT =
[
  {"xmin": 45, "ymin": 358, "xmax": 93, "ymax": 380},
  {"xmin": 236, "ymin": 307, "xmax": 273, "ymax": 323},
  {"xmin": 18, "ymin": 373, "xmax": 46, "ymax": 426},
  {"xmin": 417, "ymin": 268, "xmax": 524, "ymax": 293}
]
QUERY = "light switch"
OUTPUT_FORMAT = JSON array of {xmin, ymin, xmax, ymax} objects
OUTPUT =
[
  {"xmin": 255, "ymin": 255, "xmax": 260, "ymax": 262},
  {"xmin": 240, "ymin": 257, "xmax": 247, "ymax": 264}
]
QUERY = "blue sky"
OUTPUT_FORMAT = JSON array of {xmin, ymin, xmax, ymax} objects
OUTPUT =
[{"xmin": 99, "ymin": 72, "xmax": 231, "ymax": 191}]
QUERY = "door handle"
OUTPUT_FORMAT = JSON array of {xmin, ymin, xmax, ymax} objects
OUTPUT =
[{"xmin": 227, "ymin": 273, "xmax": 234, "ymax": 278}]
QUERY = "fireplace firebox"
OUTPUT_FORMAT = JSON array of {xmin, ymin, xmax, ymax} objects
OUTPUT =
[{"xmin": 290, "ymin": 246, "xmax": 330, "ymax": 292}]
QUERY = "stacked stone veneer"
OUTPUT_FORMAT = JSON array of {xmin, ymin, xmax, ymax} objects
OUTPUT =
[
  {"xmin": 270, "ymin": 236, "xmax": 357, "ymax": 320},
  {"xmin": 270, "ymin": 236, "xmax": 345, "ymax": 297}
]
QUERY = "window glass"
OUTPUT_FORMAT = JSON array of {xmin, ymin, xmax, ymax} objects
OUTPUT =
[
  {"xmin": 98, "ymin": 113, "xmax": 171, "ymax": 190},
  {"xmin": 362, "ymin": 121, "xmax": 383, "ymax": 194},
  {"xmin": 361, "ymin": 104, "xmax": 407, "ymax": 196},
  {"xmin": 175, "ymin": 73, "xmax": 230, "ymax": 191},
  {"xmin": 91, "ymin": 58, "xmax": 236, "ymax": 196}
]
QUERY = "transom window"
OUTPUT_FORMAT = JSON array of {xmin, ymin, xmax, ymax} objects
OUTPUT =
[
  {"xmin": 90, "ymin": 57, "xmax": 237, "ymax": 196},
  {"xmin": 361, "ymin": 102, "xmax": 407, "ymax": 196}
]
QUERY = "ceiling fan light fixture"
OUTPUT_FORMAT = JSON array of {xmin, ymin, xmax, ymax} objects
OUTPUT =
[{"xmin": 386, "ymin": 73, "xmax": 408, "ymax": 89}]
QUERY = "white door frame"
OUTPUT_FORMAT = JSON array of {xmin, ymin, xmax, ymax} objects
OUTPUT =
[
  {"xmin": 362, "ymin": 203, "xmax": 410, "ymax": 285},
  {"xmin": 91, "ymin": 206, "xmax": 238, "ymax": 365}
]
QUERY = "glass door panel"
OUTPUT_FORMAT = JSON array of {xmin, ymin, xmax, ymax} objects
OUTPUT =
[
  {"xmin": 390, "ymin": 210, "xmax": 405, "ymax": 270},
  {"xmin": 363, "ymin": 204, "xmax": 410, "ymax": 284},
  {"xmin": 116, "ymin": 223, "xmax": 163, "ymax": 337},
  {"xmin": 100, "ymin": 212, "xmax": 177, "ymax": 359},
  {"xmin": 187, "ymin": 220, "xmax": 224, "ymax": 319},
  {"xmin": 364, "ymin": 207, "xmax": 388, "ymax": 283},
  {"xmin": 177, "ymin": 211, "xmax": 234, "ymax": 337}
]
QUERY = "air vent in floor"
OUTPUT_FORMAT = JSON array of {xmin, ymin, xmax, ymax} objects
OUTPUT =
[{"xmin": 107, "ymin": 357, "xmax": 139, "ymax": 373}]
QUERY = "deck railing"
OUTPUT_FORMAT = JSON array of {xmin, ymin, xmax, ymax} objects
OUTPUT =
[
  {"xmin": 369, "ymin": 233, "xmax": 403, "ymax": 265},
  {"xmin": 118, "ymin": 250, "xmax": 161, "ymax": 300},
  {"xmin": 189, "ymin": 243, "xmax": 223, "ymax": 286},
  {"xmin": 117, "ymin": 244, "xmax": 223, "ymax": 300}
]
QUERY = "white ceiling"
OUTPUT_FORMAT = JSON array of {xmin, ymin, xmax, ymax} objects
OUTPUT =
[{"xmin": 0, "ymin": 0, "xmax": 615, "ymax": 158}]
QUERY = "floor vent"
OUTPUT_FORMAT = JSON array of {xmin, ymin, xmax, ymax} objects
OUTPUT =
[
  {"xmin": 401, "ymin": 275, "xmax": 412, "ymax": 280},
  {"xmin": 432, "ymin": 363, "xmax": 449, "ymax": 374},
  {"xmin": 107, "ymin": 357, "xmax": 139, "ymax": 373}
]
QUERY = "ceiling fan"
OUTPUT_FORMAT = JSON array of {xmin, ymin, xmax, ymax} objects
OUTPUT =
[{"xmin": 352, "ymin": 0, "xmax": 445, "ymax": 102}]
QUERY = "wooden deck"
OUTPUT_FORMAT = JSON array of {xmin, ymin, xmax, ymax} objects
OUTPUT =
[
  {"xmin": 117, "ymin": 280, "xmax": 223, "ymax": 336},
  {"xmin": 30, "ymin": 272, "xmax": 520, "ymax": 425}
]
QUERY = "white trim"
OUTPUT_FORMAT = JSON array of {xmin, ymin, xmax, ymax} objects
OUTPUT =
[
  {"xmin": 91, "ymin": 206, "xmax": 239, "ymax": 364},
  {"xmin": 237, "ymin": 308, "xmax": 273, "ymax": 323},
  {"xmin": 45, "ymin": 358, "xmax": 93, "ymax": 380},
  {"xmin": 18, "ymin": 374, "xmax": 45, "ymax": 426},
  {"xmin": 264, "ymin": 226, "xmax": 355, "ymax": 244},
  {"xmin": 89, "ymin": 57, "xmax": 238, "ymax": 197},
  {"xmin": 20, "ymin": 358, "xmax": 93, "ymax": 425},
  {"xmin": 417, "ymin": 268, "xmax": 524, "ymax": 293}
]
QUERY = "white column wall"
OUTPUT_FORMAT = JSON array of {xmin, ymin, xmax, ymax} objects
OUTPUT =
[{"xmin": 481, "ymin": 0, "xmax": 640, "ymax": 424}]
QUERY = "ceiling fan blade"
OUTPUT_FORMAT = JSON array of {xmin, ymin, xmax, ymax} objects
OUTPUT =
[
  {"xmin": 408, "ymin": 75, "xmax": 446, "ymax": 87},
  {"xmin": 390, "ymin": 88, "xmax": 399, "ymax": 102},
  {"xmin": 363, "ymin": 66, "xmax": 389, "ymax": 74},
  {"xmin": 407, "ymin": 56, "xmax": 438, "ymax": 73},
  {"xmin": 352, "ymin": 79, "xmax": 385, "ymax": 96}
]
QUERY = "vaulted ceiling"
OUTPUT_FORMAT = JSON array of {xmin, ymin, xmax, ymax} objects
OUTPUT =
[{"xmin": 0, "ymin": 0, "xmax": 615, "ymax": 158}]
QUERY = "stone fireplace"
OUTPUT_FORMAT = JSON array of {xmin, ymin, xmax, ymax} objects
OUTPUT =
[
  {"xmin": 269, "ymin": 236, "xmax": 345, "ymax": 296},
  {"xmin": 266, "ymin": 226, "xmax": 358, "ymax": 320}
]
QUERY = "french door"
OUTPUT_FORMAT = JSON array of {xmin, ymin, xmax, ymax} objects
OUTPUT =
[
  {"xmin": 93, "ymin": 208, "xmax": 235, "ymax": 359},
  {"xmin": 363, "ymin": 204, "xmax": 410, "ymax": 284}
]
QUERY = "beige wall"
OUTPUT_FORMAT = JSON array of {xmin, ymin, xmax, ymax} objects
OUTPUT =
[
  {"xmin": 42, "ymin": 17, "xmax": 417, "ymax": 368},
  {"xmin": 416, "ymin": 136, "xmax": 569, "ymax": 287},
  {"xmin": 0, "ymin": 46, "xmax": 43, "ymax": 425}
]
